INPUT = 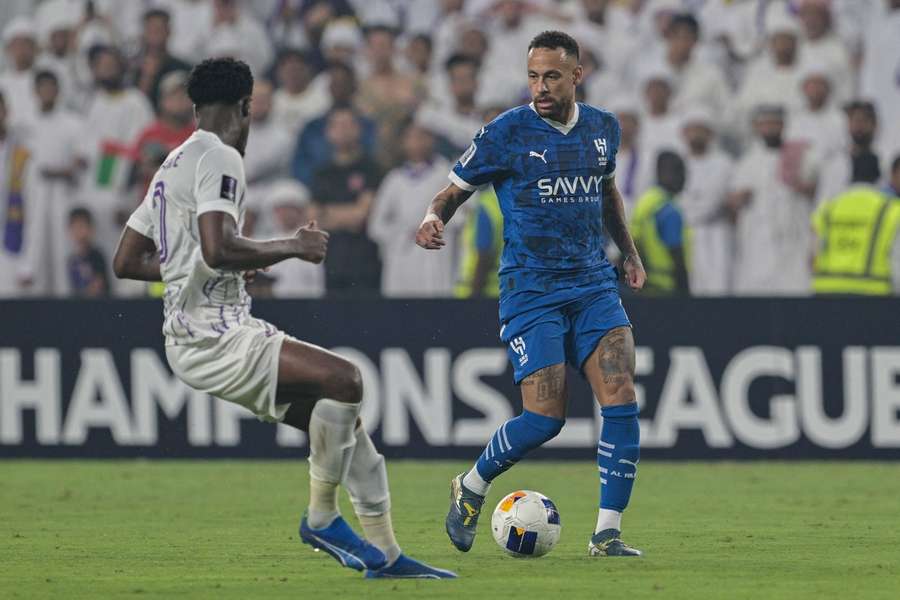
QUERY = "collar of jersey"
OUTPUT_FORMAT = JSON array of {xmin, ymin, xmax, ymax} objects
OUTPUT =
[{"xmin": 529, "ymin": 101, "xmax": 580, "ymax": 135}]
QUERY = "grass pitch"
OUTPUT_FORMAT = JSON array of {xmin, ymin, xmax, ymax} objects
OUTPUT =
[{"xmin": 2, "ymin": 460, "xmax": 898, "ymax": 599}]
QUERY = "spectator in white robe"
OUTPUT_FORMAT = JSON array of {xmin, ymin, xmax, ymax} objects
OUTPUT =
[
  {"xmin": 195, "ymin": 0, "xmax": 274, "ymax": 76},
  {"xmin": 654, "ymin": 13, "xmax": 732, "ymax": 128},
  {"xmin": 679, "ymin": 108, "xmax": 734, "ymax": 296},
  {"xmin": 727, "ymin": 106, "xmax": 813, "ymax": 296},
  {"xmin": 636, "ymin": 63, "xmax": 684, "ymax": 169},
  {"xmin": 33, "ymin": 4, "xmax": 81, "ymax": 110},
  {"xmin": 0, "ymin": 92, "xmax": 32, "ymax": 298},
  {"xmin": 0, "ymin": 17, "xmax": 38, "ymax": 130},
  {"xmin": 860, "ymin": 0, "xmax": 900, "ymax": 170},
  {"xmin": 368, "ymin": 122, "xmax": 458, "ymax": 297},
  {"xmin": 415, "ymin": 54, "xmax": 483, "ymax": 154},
  {"xmin": 784, "ymin": 60, "xmax": 848, "ymax": 195},
  {"xmin": 607, "ymin": 94, "xmax": 653, "ymax": 213},
  {"xmin": 244, "ymin": 79, "xmax": 294, "ymax": 186},
  {"xmin": 79, "ymin": 44, "xmax": 154, "ymax": 258},
  {"xmin": 732, "ymin": 5, "xmax": 804, "ymax": 143},
  {"xmin": 262, "ymin": 179, "xmax": 325, "ymax": 299},
  {"xmin": 19, "ymin": 70, "xmax": 84, "ymax": 296},
  {"xmin": 271, "ymin": 49, "xmax": 330, "ymax": 137},
  {"xmin": 796, "ymin": 0, "xmax": 853, "ymax": 105}
]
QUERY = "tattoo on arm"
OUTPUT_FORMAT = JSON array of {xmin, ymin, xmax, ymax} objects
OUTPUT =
[
  {"xmin": 602, "ymin": 177, "xmax": 638, "ymax": 257},
  {"xmin": 428, "ymin": 183, "xmax": 473, "ymax": 225}
]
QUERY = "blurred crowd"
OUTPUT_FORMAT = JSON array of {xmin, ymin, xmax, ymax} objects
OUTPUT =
[{"xmin": 0, "ymin": 0, "xmax": 898, "ymax": 299}]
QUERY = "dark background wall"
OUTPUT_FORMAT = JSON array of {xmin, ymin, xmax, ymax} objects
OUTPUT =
[{"xmin": 1, "ymin": 298, "xmax": 898, "ymax": 459}]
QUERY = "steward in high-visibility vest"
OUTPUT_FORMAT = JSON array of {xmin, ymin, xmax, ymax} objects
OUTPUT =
[
  {"xmin": 812, "ymin": 184, "xmax": 900, "ymax": 295},
  {"xmin": 629, "ymin": 150, "xmax": 690, "ymax": 295},
  {"xmin": 455, "ymin": 188, "xmax": 503, "ymax": 298}
]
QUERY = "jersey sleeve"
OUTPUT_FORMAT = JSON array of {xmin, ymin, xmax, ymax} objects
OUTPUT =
[
  {"xmin": 449, "ymin": 123, "xmax": 508, "ymax": 191},
  {"xmin": 655, "ymin": 203, "xmax": 684, "ymax": 248},
  {"xmin": 602, "ymin": 113, "xmax": 621, "ymax": 180},
  {"xmin": 126, "ymin": 195, "xmax": 154, "ymax": 238},
  {"xmin": 194, "ymin": 146, "xmax": 244, "ymax": 222}
]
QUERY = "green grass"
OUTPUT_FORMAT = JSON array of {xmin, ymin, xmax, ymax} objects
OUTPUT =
[{"xmin": 1, "ymin": 461, "xmax": 898, "ymax": 599}]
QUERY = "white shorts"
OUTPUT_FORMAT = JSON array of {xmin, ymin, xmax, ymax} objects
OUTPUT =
[{"xmin": 166, "ymin": 318, "xmax": 292, "ymax": 423}]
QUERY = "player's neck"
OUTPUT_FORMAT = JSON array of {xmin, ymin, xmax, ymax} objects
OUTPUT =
[{"xmin": 196, "ymin": 114, "xmax": 242, "ymax": 152}]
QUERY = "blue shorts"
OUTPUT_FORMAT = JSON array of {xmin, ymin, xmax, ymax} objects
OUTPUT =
[{"xmin": 498, "ymin": 267, "xmax": 630, "ymax": 384}]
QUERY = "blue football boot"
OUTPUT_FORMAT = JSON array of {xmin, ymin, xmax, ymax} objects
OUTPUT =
[
  {"xmin": 444, "ymin": 473, "xmax": 484, "ymax": 552},
  {"xmin": 365, "ymin": 554, "xmax": 458, "ymax": 579},
  {"xmin": 299, "ymin": 514, "xmax": 387, "ymax": 571},
  {"xmin": 588, "ymin": 528, "xmax": 643, "ymax": 557}
]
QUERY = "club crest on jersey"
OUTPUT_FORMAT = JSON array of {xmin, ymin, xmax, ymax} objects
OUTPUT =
[
  {"xmin": 594, "ymin": 138, "xmax": 608, "ymax": 168},
  {"xmin": 510, "ymin": 336, "xmax": 528, "ymax": 367},
  {"xmin": 220, "ymin": 175, "xmax": 237, "ymax": 202}
]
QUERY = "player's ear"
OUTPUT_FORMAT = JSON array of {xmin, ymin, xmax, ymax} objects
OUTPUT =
[
  {"xmin": 240, "ymin": 97, "xmax": 251, "ymax": 118},
  {"xmin": 573, "ymin": 63, "xmax": 584, "ymax": 86}
]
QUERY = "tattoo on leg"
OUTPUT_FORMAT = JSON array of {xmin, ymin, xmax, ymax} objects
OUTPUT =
[
  {"xmin": 522, "ymin": 364, "xmax": 565, "ymax": 401},
  {"xmin": 598, "ymin": 328, "xmax": 635, "ymax": 386}
]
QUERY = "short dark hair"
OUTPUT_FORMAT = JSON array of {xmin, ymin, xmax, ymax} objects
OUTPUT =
[
  {"xmin": 88, "ymin": 43, "xmax": 121, "ymax": 66},
  {"xmin": 845, "ymin": 99, "xmax": 877, "ymax": 122},
  {"xmin": 445, "ymin": 53, "xmax": 479, "ymax": 72},
  {"xmin": 187, "ymin": 57, "xmax": 254, "ymax": 109},
  {"xmin": 34, "ymin": 69, "xmax": 58, "ymax": 86},
  {"xmin": 409, "ymin": 33, "xmax": 432, "ymax": 50},
  {"xmin": 276, "ymin": 47, "xmax": 311, "ymax": 67},
  {"xmin": 69, "ymin": 207, "xmax": 94, "ymax": 226},
  {"xmin": 668, "ymin": 13, "xmax": 700, "ymax": 37},
  {"xmin": 143, "ymin": 8, "xmax": 170, "ymax": 24},
  {"xmin": 364, "ymin": 24, "xmax": 397, "ymax": 39},
  {"xmin": 327, "ymin": 60, "xmax": 355, "ymax": 80},
  {"xmin": 528, "ymin": 30, "xmax": 579, "ymax": 61},
  {"xmin": 891, "ymin": 154, "xmax": 900, "ymax": 175}
]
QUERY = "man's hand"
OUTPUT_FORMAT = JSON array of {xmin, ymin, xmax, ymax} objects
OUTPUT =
[
  {"xmin": 243, "ymin": 267, "xmax": 270, "ymax": 283},
  {"xmin": 623, "ymin": 253, "xmax": 646, "ymax": 291},
  {"xmin": 416, "ymin": 213, "xmax": 445, "ymax": 250},
  {"xmin": 295, "ymin": 220, "xmax": 329, "ymax": 263}
]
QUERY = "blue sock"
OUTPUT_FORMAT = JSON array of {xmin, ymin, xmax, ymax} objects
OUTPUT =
[
  {"xmin": 468, "ymin": 410, "xmax": 564, "ymax": 492},
  {"xmin": 597, "ymin": 402, "xmax": 640, "ymax": 514}
]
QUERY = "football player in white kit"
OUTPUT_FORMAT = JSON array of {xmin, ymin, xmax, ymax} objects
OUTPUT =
[{"xmin": 112, "ymin": 58, "xmax": 455, "ymax": 579}]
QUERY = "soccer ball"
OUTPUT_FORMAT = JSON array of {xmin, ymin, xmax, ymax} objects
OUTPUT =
[{"xmin": 490, "ymin": 490, "xmax": 561, "ymax": 558}]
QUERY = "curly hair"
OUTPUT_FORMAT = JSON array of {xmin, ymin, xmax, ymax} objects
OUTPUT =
[
  {"xmin": 186, "ymin": 57, "xmax": 254, "ymax": 109},
  {"xmin": 528, "ymin": 30, "xmax": 579, "ymax": 61}
]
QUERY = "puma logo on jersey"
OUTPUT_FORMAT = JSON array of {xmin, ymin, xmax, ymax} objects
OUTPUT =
[
  {"xmin": 618, "ymin": 458, "xmax": 639, "ymax": 468},
  {"xmin": 529, "ymin": 149, "xmax": 548, "ymax": 164}
]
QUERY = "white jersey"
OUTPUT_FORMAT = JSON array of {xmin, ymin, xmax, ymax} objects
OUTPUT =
[{"xmin": 126, "ymin": 129, "xmax": 253, "ymax": 345}]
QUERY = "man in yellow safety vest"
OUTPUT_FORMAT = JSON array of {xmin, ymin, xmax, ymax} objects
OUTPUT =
[
  {"xmin": 812, "ymin": 153, "xmax": 900, "ymax": 295},
  {"xmin": 630, "ymin": 150, "xmax": 690, "ymax": 295}
]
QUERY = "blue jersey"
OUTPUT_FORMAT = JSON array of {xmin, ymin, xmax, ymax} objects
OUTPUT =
[{"xmin": 450, "ymin": 103, "xmax": 620, "ymax": 284}]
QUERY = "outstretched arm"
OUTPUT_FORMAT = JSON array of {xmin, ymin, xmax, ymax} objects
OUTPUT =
[
  {"xmin": 415, "ymin": 182, "xmax": 473, "ymax": 250},
  {"xmin": 198, "ymin": 211, "xmax": 328, "ymax": 271},
  {"xmin": 602, "ymin": 176, "xmax": 646, "ymax": 291},
  {"xmin": 113, "ymin": 226, "xmax": 161, "ymax": 281}
]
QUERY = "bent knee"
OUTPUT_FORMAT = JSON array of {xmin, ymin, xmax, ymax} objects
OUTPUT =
[{"xmin": 326, "ymin": 362, "xmax": 363, "ymax": 404}]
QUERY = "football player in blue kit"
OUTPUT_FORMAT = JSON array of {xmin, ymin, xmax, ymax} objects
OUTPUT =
[{"xmin": 416, "ymin": 31, "xmax": 647, "ymax": 557}]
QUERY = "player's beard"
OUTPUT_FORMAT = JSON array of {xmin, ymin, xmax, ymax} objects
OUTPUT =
[{"xmin": 533, "ymin": 95, "xmax": 561, "ymax": 120}]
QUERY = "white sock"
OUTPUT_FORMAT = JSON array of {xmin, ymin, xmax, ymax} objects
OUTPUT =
[
  {"xmin": 307, "ymin": 477, "xmax": 339, "ymax": 529},
  {"xmin": 462, "ymin": 466, "xmax": 490, "ymax": 497},
  {"xmin": 358, "ymin": 512, "xmax": 402, "ymax": 564},
  {"xmin": 306, "ymin": 399, "xmax": 360, "ymax": 528},
  {"xmin": 595, "ymin": 508, "xmax": 622, "ymax": 534},
  {"xmin": 344, "ymin": 425, "xmax": 400, "ymax": 563}
]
